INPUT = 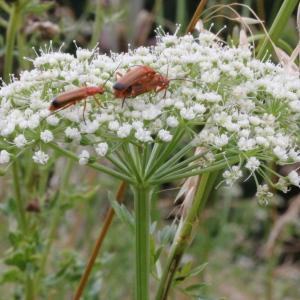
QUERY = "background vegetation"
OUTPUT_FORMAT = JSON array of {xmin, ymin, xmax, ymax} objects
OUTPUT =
[{"xmin": 0, "ymin": 0, "xmax": 299, "ymax": 299}]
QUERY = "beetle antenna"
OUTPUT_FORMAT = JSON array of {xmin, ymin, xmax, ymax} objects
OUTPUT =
[
  {"xmin": 168, "ymin": 78, "xmax": 196, "ymax": 83},
  {"xmin": 103, "ymin": 61, "xmax": 122, "ymax": 88}
]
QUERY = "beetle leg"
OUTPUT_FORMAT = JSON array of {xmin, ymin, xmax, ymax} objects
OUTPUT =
[
  {"xmin": 122, "ymin": 97, "xmax": 126, "ymax": 108},
  {"xmin": 94, "ymin": 96, "xmax": 101, "ymax": 106},
  {"xmin": 116, "ymin": 72, "xmax": 123, "ymax": 80},
  {"xmin": 83, "ymin": 99, "xmax": 87, "ymax": 124}
]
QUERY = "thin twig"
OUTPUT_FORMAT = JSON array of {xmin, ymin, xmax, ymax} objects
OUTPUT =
[
  {"xmin": 73, "ymin": 181, "xmax": 127, "ymax": 300},
  {"xmin": 185, "ymin": 0, "xmax": 208, "ymax": 34}
]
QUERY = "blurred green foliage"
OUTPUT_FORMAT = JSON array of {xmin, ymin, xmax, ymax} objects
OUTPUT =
[{"xmin": 0, "ymin": 0, "xmax": 299, "ymax": 299}]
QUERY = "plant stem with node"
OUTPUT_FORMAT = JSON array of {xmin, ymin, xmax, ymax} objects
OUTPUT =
[{"xmin": 155, "ymin": 172, "xmax": 218, "ymax": 300}]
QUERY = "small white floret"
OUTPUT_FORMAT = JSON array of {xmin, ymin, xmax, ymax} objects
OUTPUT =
[
  {"xmin": 95, "ymin": 143, "xmax": 108, "ymax": 157},
  {"xmin": 40, "ymin": 130, "xmax": 54, "ymax": 143},
  {"xmin": 134, "ymin": 128, "xmax": 153, "ymax": 142},
  {"xmin": 78, "ymin": 150, "xmax": 90, "ymax": 165},
  {"xmin": 14, "ymin": 134, "xmax": 27, "ymax": 148},
  {"xmin": 33, "ymin": 150, "xmax": 49, "ymax": 165},
  {"xmin": 158, "ymin": 129, "xmax": 173, "ymax": 142},
  {"xmin": 117, "ymin": 124, "xmax": 132, "ymax": 138},
  {"xmin": 166, "ymin": 116, "xmax": 179, "ymax": 128},
  {"xmin": 288, "ymin": 170, "xmax": 300, "ymax": 187},
  {"xmin": 245, "ymin": 157, "xmax": 260, "ymax": 172},
  {"xmin": 0, "ymin": 150, "xmax": 10, "ymax": 164},
  {"xmin": 65, "ymin": 127, "xmax": 81, "ymax": 140}
]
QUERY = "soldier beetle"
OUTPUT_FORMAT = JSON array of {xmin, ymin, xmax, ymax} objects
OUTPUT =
[
  {"xmin": 48, "ymin": 86, "xmax": 105, "ymax": 123},
  {"xmin": 48, "ymin": 63, "xmax": 121, "ymax": 116},
  {"xmin": 49, "ymin": 86, "xmax": 105, "ymax": 111},
  {"xmin": 113, "ymin": 66, "xmax": 170, "ymax": 103}
]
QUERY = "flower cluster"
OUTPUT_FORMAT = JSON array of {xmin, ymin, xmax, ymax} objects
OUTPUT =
[{"xmin": 1, "ymin": 30, "xmax": 300, "ymax": 196}]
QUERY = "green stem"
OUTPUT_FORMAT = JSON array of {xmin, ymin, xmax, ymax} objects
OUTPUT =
[
  {"xmin": 12, "ymin": 161, "xmax": 27, "ymax": 232},
  {"xmin": 151, "ymin": 155, "xmax": 241, "ymax": 184},
  {"xmin": 132, "ymin": 185, "xmax": 154, "ymax": 300},
  {"xmin": 257, "ymin": 0, "xmax": 298, "ymax": 59},
  {"xmin": 176, "ymin": 0, "xmax": 187, "ymax": 32},
  {"xmin": 49, "ymin": 142, "xmax": 134, "ymax": 183},
  {"xmin": 4, "ymin": 3, "xmax": 20, "ymax": 82},
  {"xmin": 89, "ymin": 0, "xmax": 103, "ymax": 48},
  {"xmin": 12, "ymin": 162, "xmax": 35, "ymax": 299},
  {"xmin": 145, "ymin": 128, "xmax": 185, "ymax": 180},
  {"xmin": 155, "ymin": 172, "xmax": 218, "ymax": 300},
  {"xmin": 25, "ymin": 275, "xmax": 35, "ymax": 300},
  {"xmin": 17, "ymin": 32, "xmax": 30, "ymax": 70},
  {"xmin": 37, "ymin": 160, "xmax": 73, "ymax": 280}
]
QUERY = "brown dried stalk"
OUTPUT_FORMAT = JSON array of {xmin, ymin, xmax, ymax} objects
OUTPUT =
[
  {"xmin": 186, "ymin": 0, "xmax": 208, "ymax": 34},
  {"xmin": 73, "ymin": 181, "xmax": 127, "ymax": 300}
]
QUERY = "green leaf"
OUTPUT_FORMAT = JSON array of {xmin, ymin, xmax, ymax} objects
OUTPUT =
[
  {"xmin": 8, "ymin": 231, "xmax": 22, "ymax": 247},
  {"xmin": 23, "ymin": 1, "xmax": 55, "ymax": 15},
  {"xmin": 0, "ymin": 197, "xmax": 16, "ymax": 216},
  {"xmin": 157, "ymin": 223, "xmax": 177, "ymax": 245},
  {"xmin": 4, "ymin": 251, "xmax": 28, "ymax": 271},
  {"xmin": 188, "ymin": 262, "xmax": 208, "ymax": 277},
  {"xmin": 174, "ymin": 262, "xmax": 193, "ymax": 283},
  {"xmin": 175, "ymin": 262, "xmax": 208, "ymax": 284},
  {"xmin": 183, "ymin": 283, "xmax": 207, "ymax": 297},
  {"xmin": 0, "ymin": 268, "xmax": 24, "ymax": 284},
  {"xmin": 108, "ymin": 192, "xmax": 134, "ymax": 232}
]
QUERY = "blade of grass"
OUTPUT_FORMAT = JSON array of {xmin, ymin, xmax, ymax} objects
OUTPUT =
[
  {"xmin": 176, "ymin": 0, "xmax": 187, "ymax": 32},
  {"xmin": 89, "ymin": 0, "xmax": 104, "ymax": 48},
  {"xmin": 257, "ymin": 0, "xmax": 299, "ymax": 59},
  {"xmin": 4, "ymin": 3, "xmax": 20, "ymax": 82}
]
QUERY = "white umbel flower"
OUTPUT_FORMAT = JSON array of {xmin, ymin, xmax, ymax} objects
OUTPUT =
[
  {"xmin": 40, "ymin": 130, "xmax": 54, "ymax": 143},
  {"xmin": 223, "ymin": 165, "xmax": 242, "ymax": 185},
  {"xmin": 245, "ymin": 157, "xmax": 260, "ymax": 172},
  {"xmin": 0, "ymin": 150, "xmax": 10, "ymax": 164},
  {"xmin": 256, "ymin": 184, "xmax": 273, "ymax": 206},
  {"xmin": 273, "ymin": 146, "xmax": 288, "ymax": 161},
  {"xmin": 78, "ymin": 150, "xmax": 90, "ymax": 165},
  {"xmin": 180, "ymin": 108, "xmax": 195, "ymax": 120},
  {"xmin": 142, "ymin": 107, "xmax": 161, "ymax": 120},
  {"xmin": 65, "ymin": 127, "xmax": 81, "ymax": 140},
  {"xmin": 108, "ymin": 120, "xmax": 120, "ymax": 131},
  {"xmin": 33, "ymin": 150, "xmax": 49, "ymax": 165},
  {"xmin": 117, "ymin": 124, "xmax": 132, "ymax": 138},
  {"xmin": 14, "ymin": 134, "xmax": 27, "ymax": 148},
  {"xmin": 288, "ymin": 170, "xmax": 300, "ymax": 187},
  {"xmin": 46, "ymin": 115, "xmax": 60, "ymax": 126},
  {"xmin": 95, "ymin": 143, "xmax": 108, "ymax": 156},
  {"xmin": 158, "ymin": 129, "xmax": 173, "ymax": 142},
  {"xmin": 214, "ymin": 134, "xmax": 229, "ymax": 148},
  {"xmin": 1, "ymin": 29, "xmax": 300, "ymax": 195},
  {"xmin": 166, "ymin": 116, "xmax": 179, "ymax": 128},
  {"xmin": 135, "ymin": 128, "xmax": 153, "ymax": 142}
]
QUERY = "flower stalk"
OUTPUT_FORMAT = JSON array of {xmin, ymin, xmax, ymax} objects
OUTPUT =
[
  {"xmin": 155, "ymin": 171, "xmax": 219, "ymax": 300},
  {"xmin": 132, "ymin": 185, "xmax": 154, "ymax": 300}
]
